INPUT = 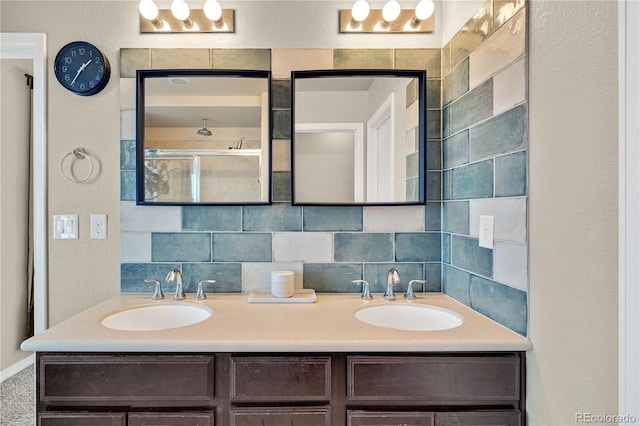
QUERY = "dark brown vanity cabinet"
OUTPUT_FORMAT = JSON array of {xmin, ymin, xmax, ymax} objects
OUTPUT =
[{"xmin": 36, "ymin": 352, "xmax": 525, "ymax": 426}]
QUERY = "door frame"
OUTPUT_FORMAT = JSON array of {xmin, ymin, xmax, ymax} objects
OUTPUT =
[{"xmin": 0, "ymin": 33, "xmax": 48, "ymax": 335}]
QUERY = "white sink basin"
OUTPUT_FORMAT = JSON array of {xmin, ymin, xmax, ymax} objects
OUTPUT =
[
  {"xmin": 101, "ymin": 303, "xmax": 212, "ymax": 331},
  {"xmin": 355, "ymin": 304, "xmax": 463, "ymax": 331}
]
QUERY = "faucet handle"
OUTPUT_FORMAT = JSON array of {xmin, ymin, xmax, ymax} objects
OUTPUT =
[
  {"xmin": 144, "ymin": 279, "xmax": 164, "ymax": 300},
  {"xmin": 196, "ymin": 280, "xmax": 216, "ymax": 301},
  {"xmin": 352, "ymin": 279, "xmax": 373, "ymax": 300},
  {"xmin": 405, "ymin": 279, "xmax": 426, "ymax": 301}
]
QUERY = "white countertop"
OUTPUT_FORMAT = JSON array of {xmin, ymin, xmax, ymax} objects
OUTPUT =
[{"xmin": 21, "ymin": 293, "xmax": 532, "ymax": 353}]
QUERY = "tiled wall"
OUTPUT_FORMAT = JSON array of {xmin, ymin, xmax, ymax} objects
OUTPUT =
[
  {"xmin": 441, "ymin": 0, "xmax": 528, "ymax": 335},
  {"xmin": 119, "ymin": 0, "xmax": 529, "ymax": 336},
  {"xmin": 120, "ymin": 48, "xmax": 444, "ymax": 298}
]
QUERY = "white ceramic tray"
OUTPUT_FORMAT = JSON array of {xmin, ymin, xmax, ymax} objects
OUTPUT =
[{"xmin": 247, "ymin": 289, "xmax": 317, "ymax": 304}]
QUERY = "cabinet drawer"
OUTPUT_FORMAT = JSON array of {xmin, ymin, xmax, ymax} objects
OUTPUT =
[
  {"xmin": 38, "ymin": 412, "xmax": 126, "ymax": 426},
  {"xmin": 129, "ymin": 411, "xmax": 215, "ymax": 426},
  {"xmin": 39, "ymin": 354, "xmax": 214, "ymax": 407},
  {"xmin": 230, "ymin": 356, "xmax": 331, "ymax": 402},
  {"xmin": 436, "ymin": 411, "xmax": 521, "ymax": 426},
  {"xmin": 230, "ymin": 406, "xmax": 330, "ymax": 426},
  {"xmin": 348, "ymin": 410, "xmax": 434, "ymax": 425},
  {"xmin": 347, "ymin": 355, "xmax": 520, "ymax": 402}
]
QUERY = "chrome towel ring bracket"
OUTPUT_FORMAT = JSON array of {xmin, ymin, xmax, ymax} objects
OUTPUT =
[{"xmin": 59, "ymin": 148, "xmax": 96, "ymax": 184}]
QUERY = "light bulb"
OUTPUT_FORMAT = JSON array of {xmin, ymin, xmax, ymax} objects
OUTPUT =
[
  {"xmin": 204, "ymin": 0, "xmax": 223, "ymax": 21},
  {"xmin": 138, "ymin": 0, "xmax": 159, "ymax": 20},
  {"xmin": 382, "ymin": 0, "xmax": 401, "ymax": 22},
  {"xmin": 414, "ymin": 0, "xmax": 434, "ymax": 20},
  {"xmin": 171, "ymin": 0, "xmax": 190, "ymax": 21},
  {"xmin": 351, "ymin": 0, "xmax": 370, "ymax": 22}
]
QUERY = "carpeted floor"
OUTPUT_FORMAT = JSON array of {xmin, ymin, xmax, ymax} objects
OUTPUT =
[{"xmin": 0, "ymin": 365, "xmax": 34, "ymax": 426}]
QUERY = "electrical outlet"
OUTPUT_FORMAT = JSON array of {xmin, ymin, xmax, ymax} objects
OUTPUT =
[
  {"xmin": 90, "ymin": 214, "xmax": 107, "ymax": 240},
  {"xmin": 479, "ymin": 215, "xmax": 494, "ymax": 249}
]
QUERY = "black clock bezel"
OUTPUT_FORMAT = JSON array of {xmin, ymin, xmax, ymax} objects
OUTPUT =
[{"xmin": 54, "ymin": 41, "xmax": 111, "ymax": 97}]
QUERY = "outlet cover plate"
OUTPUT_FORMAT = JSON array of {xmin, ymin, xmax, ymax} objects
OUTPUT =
[{"xmin": 479, "ymin": 215, "xmax": 494, "ymax": 249}]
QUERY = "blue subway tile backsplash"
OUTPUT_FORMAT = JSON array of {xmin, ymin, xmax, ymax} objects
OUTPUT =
[
  {"xmin": 151, "ymin": 233, "xmax": 212, "ymax": 262},
  {"xmin": 334, "ymin": 233, "xmax": 393, "ymax": 262},
  {"xmin": 451, "ymin": 159, "xmax": 494, "ymax": 199},
  {"xmin": 451, "ymin": 235, "xmax": 492, "ymax": 278},
  {"xmin": 212, "ymin": 233, "xmax": 272, "ymax": 262},
  {"xmin": 395, "ymin": 233, "xmax": 441, "ymax": 262},
  {"xmin": 469, "ymin": 105, "xmax": 526, "ymax": 162},
  {"xmin": 303, "ymin": 206, "xmax": 363, "ymax": 232},
  {"xmin": 303, "ymin": 263, "xmax": 362, "ymax": 292},
  {"xmin": 182, "ymin": 263, "xmax": 242, "ymax": 293},
  {"xmin": 469, "ymin": 274, "xmax": 527, "ymax": 336},
  {"xmin": 183, "ymin": 206, "xmax": 242, "ymax": 231},
  {"xmin": 243, "ymin": 204, "xmax": 302, "ymax": 231},
  {"xmin": 495, "ymin": 150, "xmax": 527, "ymax": 197}
]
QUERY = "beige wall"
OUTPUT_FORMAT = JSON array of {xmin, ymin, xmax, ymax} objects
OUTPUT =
[
  {"xmin": 527, "ymin": 0, "xmax": 619, "ymax": 423},
  {"xmin": 0, "ymin": 59, "xmax": 32, "ymax": 370},
  {"xmin": 0, "ymin": 0, "xmax": 621, "ymax": 420}
]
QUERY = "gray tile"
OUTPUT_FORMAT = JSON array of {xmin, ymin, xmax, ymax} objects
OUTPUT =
[
  {"xmin": 273, "ymin": 110, "xmax": 291, "ymax": 139},
  {"xmin": 182, "ymin": 263, "xmax": 242, "ymax": 293},
  {"xmin": 443, "ymin": 264, "xmax": 471, "ymax": 306},
  {"xmin": 495, "ymin": 151, "xmax": 527, "ymax": 197},
  {"xmin": 334, "ymin": 233, "xmax": 393, "ymax": 262},
  {"xmin": 272, "ymin": 79, "xmax": 291, "ymax": 109},
  {"xmin": 120, "ymin": 48, "xmax": 150, "ymax": 78},
  {"xmin": 444, "ymin": 130, "xmax": 469, "ymax": 169},
  {"xmin": 303, "ymin": 206, "xmax": 363, "ymax": 231},
  {"xmin": 152, "ymin": 233, "xmax": 212, "ymax": 262},
  {"xmin": 212, "ymin": 233, "xmax": 271, "ymax": 262},
  {"xmin": 451, "ymin": 235, "xmax": 492, "ymax": 277},
  {"xmin": 426, "ymin": 171, "xmax": 441, "ymax": 201},
  {"xmin": 426, "ymin": 140, "xmax": 441, "ymax": 171},
  {"xmin": 303, "ymin": 263, "xmax": 363, "ymax": 292},
  {"xmin": 120, "ymin": 262, "xmax": 180, "ymax": 293},
  {"xmin": 470, "ymin": 275, "xmax": 527, "ymax": 336},
  {"xmin": 333, "ymin": 49, "xmax": 393, "ymax": 69},
  {"xmin": 426, "ymin": 110, "xmax": 441, "ymax": 139},
  {"xmin": 442, "ymin": 41, "xmax": 452, "ymax": 77},
  {"xmin": 443, "ymin": 201, "xmax": 470, "ymax": 234},
  {"xmin": 182, "ymin": 206, "xmax": 241, "ymax": 231},
  {"xmin": 442, "ymin": 170, "xmax": 451, "ymax": 200},
  {"xmin": 395, "ymin": 233, "xmax": 441, "ymax": 262},
  {"xmin": 443, "ymin": 58, "xmax": 469, "ymax": 106},
  {"xmin": 406, "ymin": 177, "xmax": 419, "ymax": 201},
  {"xmin": 272, "ymin": 171, "xmax": 291, "ymax": 202},
  {"xmin": 394, "ymin": 48, "xmax": 441, "ymax": 78},
  {"xmin": 151, "ymin": 48, "xmax": 210, "ymax": 69},
  {"xmin": 469, "ymin": 105, "xmax": 526, "ymax": 162},
  {"xmin": 406, "ymin": 78, "xmax": 418, "ymax": 107},
  {"xmin": 211, "ymin": 49, "xmax": 271, "ymax": 71},
  {"xmin": 407, "ymin": 152, "xmax": 420, "ymax": 178},
  {"xmin": 243, "ymin": 204, "xmax": 302, "ymax": 231},
  {"xmin": 442, "ymin": 233, "xmax": 451, "ymax": 264},
  {"xmin": 442, "ymin": 105, "xmax": 450, "ymax": 137},
  {"xmin": 363, "ymin": 263, "xmax": 425, "ymax": 294},
  {"xmin": 424, "ymin": 202, "xmax": 441, "ymax": 231},
  {"xmin": 120, "ymin": 140, "xmax": 136, "ymax": 170},
  {"xmin": 121, "ymin": 171, "xmax": 136, "ymax": 201},
  {"xmin": 448, "ymin": 79, "xmax": 493, "ymax": 135},
  {"xmin": 427, "ymin": 79, "xmax": 442, "ymax": 109},
  {"xmin": 451, "ymin": 159, "xmax": 493, "ymax": 199}
]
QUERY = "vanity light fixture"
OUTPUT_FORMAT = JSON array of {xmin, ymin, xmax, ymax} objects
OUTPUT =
[
  {"xmin": 340, "ymin": 0, "xmax": 434, "ymax": 33},
  {"xmin": 139, "ymin": 0, "xmax": 235, "ymax": 33}
]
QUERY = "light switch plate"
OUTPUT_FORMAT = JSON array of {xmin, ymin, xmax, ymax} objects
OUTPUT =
[
  {"xmin": 479, "ymin": 215, "xmax": 494, "ymax": 249},
  {"xmin": 53, "ymin": 214, "xmax": 78, "ymax": 239}
]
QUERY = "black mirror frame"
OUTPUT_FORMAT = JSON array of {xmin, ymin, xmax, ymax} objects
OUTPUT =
[
  {"xmin": 290, "ymin": 69, "xmax": 427, "ymax": 206},
  {"xmin": 136, "ymin": 69, "xmax": 273, "ymax": 206}
]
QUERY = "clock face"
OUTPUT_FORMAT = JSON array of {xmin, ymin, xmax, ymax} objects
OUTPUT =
[{"xmin": 54, "ymin": 41, "xmax": 111, "ymax": 96}]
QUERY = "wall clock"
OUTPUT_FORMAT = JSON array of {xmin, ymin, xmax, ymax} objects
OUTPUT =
[{"xmin": 54, "ymin": 41, "xmax": 110, "ymax": 96}]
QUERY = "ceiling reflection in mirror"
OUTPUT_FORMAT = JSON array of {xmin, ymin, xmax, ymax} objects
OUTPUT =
[
  {"xmin": 292, "ymin": 70, "xmax": 426, "ymax": 206},
  {"xmin": 137, "ymin": 69, "xmax": 271, "ymax": 205}
]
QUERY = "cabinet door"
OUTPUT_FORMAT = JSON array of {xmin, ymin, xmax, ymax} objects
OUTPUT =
[
  {"xmin": 230, "ymin": 356, "xmax": 331, "ymax": 402},
  {"xmin": 436, "ymin": 411, "xmax": 521, "ymax": 426},
  {"xmin": 129, "ymin": 411, "xmax": 215, "ymax": 426},
  {"xmin": 38, "ymin": 354, "xmax": 214, "ymax": 408},
  {"xmin": 38, "ymin": 412, "xmax": 126, "ymax": 426},
  {"xmin": 348, "ymin": 410, "xmax": 434, "ymax": 425},
  {"xmin": 230, "ymin": 406, "xmax": 331, "ymax": 426}
]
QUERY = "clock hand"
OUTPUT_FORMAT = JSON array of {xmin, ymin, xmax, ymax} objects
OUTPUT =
[{"xmin": 70, "ymin": 59, "xmax": 93, "ymax": 86}]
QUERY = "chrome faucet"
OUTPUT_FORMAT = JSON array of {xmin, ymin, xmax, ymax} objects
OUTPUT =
[
  {"xmin": 405, "ymin": 279, "xmax": 426, "ymax": 301},
  {"xmin": 166, "ymin": 268, "xmax": 185, "ymax": 300},
  {"xmin": 384, "ymin": 268, "xmax": 399, "ymax": 301},
  {"xmin": 352, "ymin": 279, "xmax": 373, "ymax": 301}
]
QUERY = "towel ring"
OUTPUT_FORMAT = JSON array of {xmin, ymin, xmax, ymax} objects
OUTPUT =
[{"xmin": 59, "ymin": 148, "xmax": 95, "ymax": 184}]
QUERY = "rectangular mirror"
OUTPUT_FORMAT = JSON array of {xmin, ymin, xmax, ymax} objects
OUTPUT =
[
  {"xmin": 291, "ymin": 69, "xmax": 426, "ymax": 206},
  {"xmin": 137, "ymin": 69, "xmax": 271, "ymax": 205}
]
